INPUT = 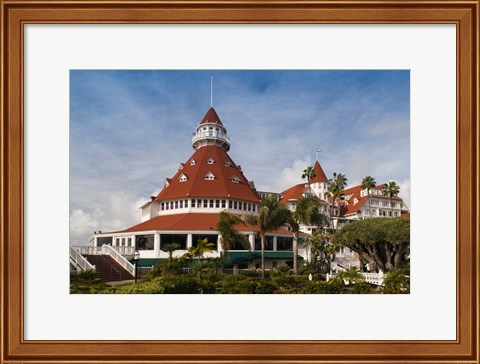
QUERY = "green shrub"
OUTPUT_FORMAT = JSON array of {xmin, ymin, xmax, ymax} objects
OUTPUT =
[
  {"xmin": 352, "ymin": 282, "xmax": 375, "ymax": 294},
  {"xmin": 220, "ymin": 277, "xmax": 258, "ymax": 294},
  {"xmin": 112, "ymin": 278, "xmax": 165, "ymax": 294},
  {"xmin": 162, "ymin": 276, "xmax": 200, "ymax": 294},
  {"xmin": 255, "ymin": 280, "xmax": 278, "ymax": 294},
  {"xmin": 70, "ymin": 270, "xmax": 109, "ymax": 294}
]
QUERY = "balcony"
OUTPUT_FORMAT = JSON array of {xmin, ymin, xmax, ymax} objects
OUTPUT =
[{"xmin": 192, "ymin": 131, "xmax": 230, "ymax": 145}]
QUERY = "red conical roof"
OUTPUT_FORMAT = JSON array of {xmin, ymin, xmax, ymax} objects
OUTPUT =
[
  {"xmin": 155, "ymin": 146, "xmax": 260, "ymax": 203},
  {"xmin": 200, "ymin": 107, "xmax": 223, "ymax": 125},
  {"xmin": 310, "ymin": 160, "xmax": 329, "ymax": 183}
]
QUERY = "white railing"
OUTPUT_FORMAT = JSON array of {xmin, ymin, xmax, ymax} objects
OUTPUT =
[
  {"xmin": 192, "ymin": 131, "xmax": 230, "ymax": 144},
  {"xmin": 101, "ymin": 245, "xmax": 135, "ymax": 277},
  {"xmin": 110, "ymin": 246, "xmax": 135, "ymax": 255},
  {"xmin": 73, "ymin": 245, "xmax": 103, "ymax": 255},
  {"xmin": 69, "ymin": 246, "xmax": 95, "ymax": 272},
  {"xmin": 361, "ymin": 272, "xmax": 385, "ymax": 286}
]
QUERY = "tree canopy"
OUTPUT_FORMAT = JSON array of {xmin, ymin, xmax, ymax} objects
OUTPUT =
[{"xmin": 331, "ymin": 216, "xmax": 410, "ymax": 272}]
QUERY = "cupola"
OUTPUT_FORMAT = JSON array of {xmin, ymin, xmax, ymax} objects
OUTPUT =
[{"xmin": 192, "ymin": 107, "xmax": 231, "ymax": 152}]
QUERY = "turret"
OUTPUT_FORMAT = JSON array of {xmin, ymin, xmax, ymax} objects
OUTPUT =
[{"xmin": 192, "ymin": 107, "xmax": 231, "ymax": 151}]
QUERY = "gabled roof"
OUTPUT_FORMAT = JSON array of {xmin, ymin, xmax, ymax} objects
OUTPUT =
[
  {"xmin": 279, "ymin": 183, "xmax": 307, "ymax": 204},
  {"xmin": 341, "ymin": 183, "xmax": 402, "ymax": 216},
  {"xmin": 155, "ymin": 146, "xmax": 261, "ymax": 203},
  {"xmin": 118, "ymin": 213, "xmax": 291, "ymax": 235},
  {"xmin": 200, "ymin": 107, "xmax": 223, "ymax": 125},
  {"xmin": 309, "ymin": 161, "xmax": 329, "ymax": 184}
]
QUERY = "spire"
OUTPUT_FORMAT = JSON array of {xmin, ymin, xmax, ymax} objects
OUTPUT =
[
  {"xmin": 199, "ymin": 107, "xmax": 223, "ymax": 125},
  {"xmin": 310, "ymin": 160, "xmax": 329, "ymax": 183}
]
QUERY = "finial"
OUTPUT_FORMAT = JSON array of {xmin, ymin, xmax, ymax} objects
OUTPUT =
[{"xmin": 210, "ymin": 75, "xmax": 213, "ymax": 107}]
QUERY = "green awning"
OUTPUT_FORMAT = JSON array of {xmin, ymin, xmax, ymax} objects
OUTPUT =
[
  {"xmin": 130, "ymin": 252, "xmax": 302, "ymax": 267},
  {"xmin": 223, "ymin": 251, "xmax": 303, "ymax": 265}
]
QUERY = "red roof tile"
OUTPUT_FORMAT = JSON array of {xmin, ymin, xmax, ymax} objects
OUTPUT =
[
  {"xmin": 119, "ymin": 212, "xmax": 291, "ymax": 235},
  {"xmin": 310, "ymin": 161, "xmax": 329, "ymax": 184},
  {"xmin": 155, "ymin": 146, "xmax": 261, "ymax": 203},
  {"xmin": 341, "ymin": 183, "xmax": 402, "ymax": 216},
  {"xmin": 279, "ymin": 183, "xmax": 307, "ymax": 204},
  {"xmin": 200, "ymin": 107, "xmax": 223, "ymax": 125}
]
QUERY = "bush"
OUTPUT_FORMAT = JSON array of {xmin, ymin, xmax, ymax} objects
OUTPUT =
[
  {"xmin": 352, "ymin": 282, "xmax": 375, "ymax": 294},
  {"xmin": 219, "ymin": 277, "xmax": 258, "ymax": 294},
  {"xmin": 255, "ymin": 280, "xmax": 278, "ymax": 294},
  {"xmin": 112, "ymin": 278, "xmax": 165, "ymax": 294},
  {"xmin": 70, "ymin": 270, "xmax": 109, "ymax": 294},
  {"xmin": 162, "ymin": 276, "xmax": 201, "ymax": 294}
]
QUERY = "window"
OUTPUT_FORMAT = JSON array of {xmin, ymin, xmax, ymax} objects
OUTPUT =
[
  {"xmin": 382, "ymin": 201, "xmax": 388, "ymax": 207},
  {"xmin": 224, "ymin": 161, "xmax": 232, "ymax": 167},
  {"xmin": 166, "ymin": 202, "xmax": 169, "ymax": 210},
  {"xmin": 234, "ymin": 201, "xmax": 238, "ymax": 209},
  {"xmin": 229, "ymin": 200, "xmax": 233, "ymax": 208},
  {"xmin": 191, "ymin": 199, "xmax": 196, "ymax": 208},
  {"xmin": 161, "ymin": 202, "xmax": 165, "ymax": 210},
  {"xmin": 190, "ymin": 159, "xmax": 196, "ymax": 166},
  {"xmin": 127, "ymin": 238, "xmax": 131, "ymax": 247},
  {"xmin": 243, "ymin": 202, "xmax": 247, "ymax": 210},
  {"xmin": 197, "ymin": 199, "xmax": 202, "ymax": 207},
  {"xmin": 232, "ymin": 176, "xmax": 240, "ymax": 183},
  {"xmin": 161, "ymin": 234, "xmax": 187, "ymax": 250},
  {"xmin": 371, "ymin": 199, "xmax": 378, "ymax": 206},
  {"xmin": 207, "ymin": 157, "xmax": 214, "ymax": 164},
  {"xmin": 209, "ymin": 200, "xmax": 214, "ymax": 208},
  {"xmin": 121, "ymin": 238, "xmax": 125, "ymax": 246},
  {"xmin": 215, "ymin": 200, "xmax": 220, "ymax": 208},
  {"xmin": 204, "ymin": 172, "xmax": 215, "ymax": 180},
  {"xmin": 179, "ymin": 173, "xmax": 188, "ymax": 182},
  {"xmin": 203, "ymin": 200, "xmax": 208, "ymax": 208},
  {"xmin": 221, "ymin": 200, "xmax": 226, "ymax": 208},
  {"xmin": 248, "ymin": 203, "xmax": 251, "ymax": 211},
  {"xmin": 136, "ymin": 235, "xmax": 154, "ymax": 250},
  {"xmin": 97, "ymin": 237, "xmax": 112, "ymax": 246},
  {"xmin": 115, "ymin": 238, "xmax": 120, "ymax": 245},
  {"xmin": 179, "ymin": 200, "xmax": 183, "ymax": 208},
  {"xmin": 277, "ymin": 237, "xmax": 293, "ymax": 251},
  {"xmin": 185, "ymin": 199, "xmax": 188, "ymax": 208},
  {"xmin": 175, "ymin": 201, "xmax": 178, "ymax": 209},
  {"xmin": 254, "ymin": 236, "xmax": 274, "ymax": 251},
  {"xmin": 192, "ymin": 234, "xmax": 218, "ymax": 250},
  {"xmin": 170, "ymin": 202, "xmax": 174, "ymax": 209}
]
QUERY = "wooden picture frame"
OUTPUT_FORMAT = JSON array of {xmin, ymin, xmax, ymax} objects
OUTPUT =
[{"xmin": 1, "ymin": 1, "xmax": 478, "ymax": 363}]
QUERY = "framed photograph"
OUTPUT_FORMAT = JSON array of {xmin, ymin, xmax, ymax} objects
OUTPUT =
[{"xmin": 1, "ymin": 1, "xmax": 478, "ymax": 363}]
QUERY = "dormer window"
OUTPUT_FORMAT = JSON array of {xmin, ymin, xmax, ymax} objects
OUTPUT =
[
  {"xmin": 190, "ymin": 159, "xmax": 196, "ymax": 166},
  {"xmin": 207, "ymin": 157, "xmax": 215, "ymax": 165},
  {"xmin": 178, "ymin": 163, "xmax": 184, "ymax": 170},
  {"xmin": 224, "ymin": 161, "xmax": 232, "ymax": 167},
  {"xmin": 237, "ymin": 165, "xmax": 242, "ymax": 172},
  {"xmin": 204, "ymin": 172, "xmax": 216, "ymax": 180},
  {"xmin": 231, "ymin": 176, "xmax": 241, "ymax": 184},
  {"xmin": 164, "ymin": 178, "xmax": 171, "ymax": 187},
  {"xmin": 353, "ymin": 198, "xmax": 358, "ymax": 205},
  {"xmin": 179, "ymin": 173, "xmax": 188, "ymax": 182}
]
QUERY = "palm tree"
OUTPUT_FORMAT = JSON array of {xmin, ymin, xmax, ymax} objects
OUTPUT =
[
  {"xmin": 301, "ymin": 166, "xmax": 316, "ymax": 194},
  {"xmin": 382, "ymin": 181, "xmax": 400, "ymax": 217},
  {"xmin": 361, "ymin": 176, "xmax": 377, "ymax": 219},
  {"xmin": 217, "ymin": 211, "xmax": 250, "ymax": 271},
  {"xmin": 244, "ymin": 195, "xmax": 290, "ymax": 279},
  {"xmin": 338, "ymin": 267, "xmax": 364, "ymax": 285},
  {"xmin": 326, "ymin": 172, "xmax": 348, "ymax": 230},
  {"xmin": 161, "ymin": 243, "xmax": 181, "ymax": 262},
  {"xmin": 287, "ymin": 195, "xmax": 329, "ymax": 274},
  {"xmin": 185, "ymin": 238, "xmax": 216, "ymax": 259}
]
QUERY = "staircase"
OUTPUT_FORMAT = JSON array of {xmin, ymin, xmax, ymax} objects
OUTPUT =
[{"xmin": 84, "ymin": 255, "xmax": 134, "ymax": 283}]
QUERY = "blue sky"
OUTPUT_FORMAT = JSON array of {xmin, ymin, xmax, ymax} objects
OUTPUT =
[{"xmin": 70, "ymin": 70, "xmax": 410, "ymax": 244}]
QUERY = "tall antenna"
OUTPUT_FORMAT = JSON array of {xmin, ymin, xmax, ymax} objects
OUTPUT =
[
  {"xmin": 210, "ymin": 75, "xmax": 213, "ymax": 107},
  {"xmin": 316, "ymin": 146, "xmax": 323, "ymax": 161}
]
